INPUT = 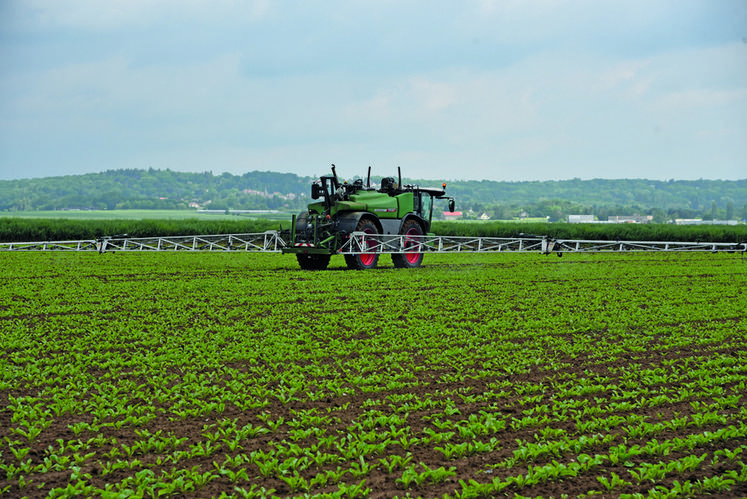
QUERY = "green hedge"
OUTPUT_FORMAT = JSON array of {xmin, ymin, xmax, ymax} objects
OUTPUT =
[
  {"xmin": 0, "ymin": 218, "xmax": 280, "ymax": 243},
  {"xmin": 431, "ymin": 221, "xmax": 747, "ymax": 243},
  {"xmin": 1, "ymin": 217, "xmax": 744, "ymax": 244}
]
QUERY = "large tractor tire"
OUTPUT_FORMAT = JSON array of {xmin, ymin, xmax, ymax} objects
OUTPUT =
[
  {"xmin": 345, "ymin": 219, "xmax": 380, "ymax": 270},
  {"xmin": 296, "ymin": 253, "xmax": 331, "ymax": 270},
  {"xmin": 392, "ymin": 219, "xmax": 424, "ymax": 268}
]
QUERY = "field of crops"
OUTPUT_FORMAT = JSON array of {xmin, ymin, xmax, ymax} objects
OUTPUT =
[{"xmin": 1, "ymin": 251, "xmax": 746, "ymax": 498}]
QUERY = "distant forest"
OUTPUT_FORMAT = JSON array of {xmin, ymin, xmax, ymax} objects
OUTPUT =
[{"xmin": 1, "ymin": 168, "xmax": 746, "ymax": 223}]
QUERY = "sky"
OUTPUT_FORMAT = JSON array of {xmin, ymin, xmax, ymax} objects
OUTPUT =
[{"xmin": 1, "ymin": 0, "xmax": 746, "ymax": 182}]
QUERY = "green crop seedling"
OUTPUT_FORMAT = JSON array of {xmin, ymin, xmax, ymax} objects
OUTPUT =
[{"xmin": 0, "ymin": 251, "xmax": 745, "ymax": 497}]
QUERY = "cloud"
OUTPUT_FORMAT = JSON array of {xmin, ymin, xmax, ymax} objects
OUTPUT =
[
  {"xmin": 18, "ymin": 0, "xmax": 270, "ymax": 31},
  {"xmin": 657, "ymin": 88, "xmax": 747, "ymax": 111},
  {"xmin": 1, "ymin": 1, "xmax": 745, "ymax": 181},
  {"xmin": 407, "ymin": 77, "xmax": 459, "ymax": 114}
]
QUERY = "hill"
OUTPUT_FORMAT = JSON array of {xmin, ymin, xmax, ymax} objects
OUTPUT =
[{"xmin": 1, "ymin": 168, "xmax": 745, "ymax": 222}]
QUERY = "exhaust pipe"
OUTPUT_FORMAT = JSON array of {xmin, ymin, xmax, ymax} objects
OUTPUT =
[{"xmin": 331, "ymin": 164, "xmax": 340, "ymax": 189}]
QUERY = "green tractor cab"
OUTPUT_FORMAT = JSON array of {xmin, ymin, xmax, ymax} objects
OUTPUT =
[{"xmin": 282, "ymin": 165, "xmax": 455, "ymax": 270}]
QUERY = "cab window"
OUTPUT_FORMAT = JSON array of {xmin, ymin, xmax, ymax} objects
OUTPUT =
[{"xmin": 421, "ymin": 194, "xmax": 433, "ymax": 222}]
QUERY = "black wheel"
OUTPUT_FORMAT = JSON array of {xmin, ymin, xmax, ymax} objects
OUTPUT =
[
  {"xmin": 392, "ymin": 220, "xmax": 424, "ymax": 268},
  {"xmin": 296, "ymin": 253, "xmax": 330, "ymax": 270},
  {"xmin": 345, "ymin": 219, "xmax": 380, "ymax": 270}
]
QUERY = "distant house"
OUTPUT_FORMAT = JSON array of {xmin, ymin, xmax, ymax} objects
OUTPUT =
[
  {"xmin": 443, "ymin": 211, "xmax": 462, "ymax": 220},
  {"xmin": 568, "ymin": 214, "xmax": 595, "ymax": 223},
  {"xmin": 608, "ymin": 215, "xmax": 653, "ymax": 224},
  {"xmin": 675, "ymin": 219, "xmax": 738, "ymax": 226}
]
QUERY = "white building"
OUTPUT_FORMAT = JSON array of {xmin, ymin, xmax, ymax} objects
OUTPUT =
[
  {"xmin": 568, "ymin": 214, "xmax": 595, "ymax": 223},
  {"xmin": 608, "ymin": 215, "xmax": 653, "ymax": 224}
]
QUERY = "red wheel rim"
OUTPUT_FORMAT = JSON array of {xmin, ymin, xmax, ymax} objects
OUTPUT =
[
  {"xmin": 360, "ymin": 227, "xmax": 376, "ymax": 266},
  {"xmin": 404, "ymin": 227, "xmax": 421, "ymax": 264}
]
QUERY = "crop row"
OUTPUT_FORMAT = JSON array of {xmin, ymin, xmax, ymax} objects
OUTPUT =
[{"xmin": 1, "ymin": 251, "xmax": 745, "ymax": 498}]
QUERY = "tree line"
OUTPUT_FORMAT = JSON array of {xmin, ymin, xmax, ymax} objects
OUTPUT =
[{"xmin": 1, "ymin": 168, "xmax": 746, "ymax": 222}]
